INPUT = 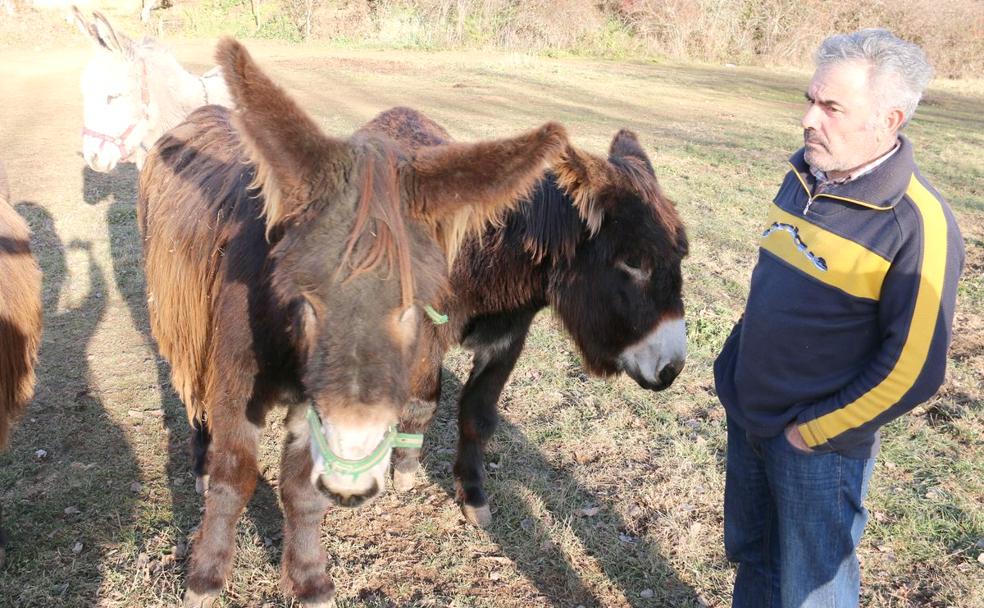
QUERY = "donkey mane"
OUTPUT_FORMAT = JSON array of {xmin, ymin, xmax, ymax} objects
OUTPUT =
[
  {"xmin": 506, "ymin": 151, "xmax": 685, "ymax": 264},
  {"xmin": 336, "ymin": 138, "xmax": 415, "ymax": 309},
  {"xmin": 498, "ymin": 173, "xmax": 582, "ymax": 264},
  {"xmin": 217, "ymin": 42, "xmax": 415, "ymax": 308}
]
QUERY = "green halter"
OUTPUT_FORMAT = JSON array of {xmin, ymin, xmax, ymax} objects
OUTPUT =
[
  {"xmin": 423, "ymin": 304, "xmax": 448, "ymax": 325},
  {"xmin": 306, "ymin": 406, "xmax": 424, "ymax": 481}
]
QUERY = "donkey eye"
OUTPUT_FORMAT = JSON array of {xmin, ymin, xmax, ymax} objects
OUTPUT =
[
  {"xmin": 106, "ymin": 93, "xmax": 122, "ymax": 104},
  {"xmin": 620, "ymin": 254, "xmax": 644, "ymax": 270},
  {"xmin": 617, "ymin": 258, "xmax": 651, "ymax": 282}
]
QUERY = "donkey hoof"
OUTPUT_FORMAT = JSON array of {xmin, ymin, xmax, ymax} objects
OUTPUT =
[
  {"xmin": 195, "ymin": 474, "xmax": 210, "ymax": 495},
  {"xmin": 392, "ymin": 467, "xmax": 418, "ymax": 493},
  {"xmin": 182, "ymin": 588, "xmax": 219, "ymax": 608},
  {"xmin": 304, "ymin": 599, "xmax": 336, "ymax": 608},
  {"xmin": 462, "ymin": 503, "xmax": 492, "ymax": 527}
]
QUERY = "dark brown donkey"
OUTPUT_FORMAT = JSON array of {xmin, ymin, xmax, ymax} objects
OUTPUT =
[
  {"xmin": 138, "ymin": 38, "xmax": 566, "ymax": 606},
  {"xmin": 382, "ymin": 130, "xmax": 689, "ymax": 526},
  {"xmin": 0, "ymin": 161, "xmax": 43, "ymax": 567}
]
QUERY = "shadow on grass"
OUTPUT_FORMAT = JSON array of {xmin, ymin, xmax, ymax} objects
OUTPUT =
[
  {"xmin": 420, "ymin": 370, "xmax": 705, "ymax": 608},
  {"xmin": 81, "ymin": 164, "xmax": 283, "ymax": 590},
  {"xmin": 0, "ymin": 202, "xmax": 137, "ymax": 606}
]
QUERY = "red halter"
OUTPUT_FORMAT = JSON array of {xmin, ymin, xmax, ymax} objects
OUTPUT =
[{"xmin": 81, "ymin": 59, "xmax": 151, "ymax": 163}]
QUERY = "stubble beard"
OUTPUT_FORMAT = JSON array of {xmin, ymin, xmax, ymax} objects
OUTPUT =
[{"xmin": 803, "ymin": 131, "xmax": 841, "ymax": 172}]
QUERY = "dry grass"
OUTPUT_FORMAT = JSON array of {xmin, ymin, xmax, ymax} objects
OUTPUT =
[{"xmin": 0, "ymin": 12, "xmax": 982, "ymax": 608}]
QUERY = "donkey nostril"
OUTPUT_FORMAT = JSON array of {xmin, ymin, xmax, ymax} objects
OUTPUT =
[
  {"xmin": 659, "ymin": 362, "xmax": 682, "ymax": 387},
  {"xmin": 324, "ymin": 479, "xmax": 380, "ymax": 508}
]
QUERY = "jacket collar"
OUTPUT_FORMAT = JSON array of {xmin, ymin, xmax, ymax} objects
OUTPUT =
[{"xmin": 787, "ymin": 134, "xmax": 915, "ymax": 210}]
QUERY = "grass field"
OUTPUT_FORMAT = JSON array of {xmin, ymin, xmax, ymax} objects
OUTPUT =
[{"xmin": 0, "ymin": 12, "xmax": 981, "ymax": 608}]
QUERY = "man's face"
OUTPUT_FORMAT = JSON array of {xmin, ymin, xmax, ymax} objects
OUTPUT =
[{"xmin": 802, "ymin": 61, "xmax": 894, "ymax": 178}]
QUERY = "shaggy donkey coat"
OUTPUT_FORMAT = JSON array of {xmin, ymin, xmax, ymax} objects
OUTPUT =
[
  {"xmin": 0, "ymin": 161, "xmax": 43, "ymax": 566},
  {"xmin": 138, "ymin": 38, "xmax": 566, "ymax": 606},
  {"xmin": 185, "ymin": 110, "xmax": 690, "ymax": 530},
  {"xmin": 382, "ymin": 130, "xmax": 690, "ymax": 526}
]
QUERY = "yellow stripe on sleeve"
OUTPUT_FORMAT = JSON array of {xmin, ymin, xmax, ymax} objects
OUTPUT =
[{"xmin": 799, "ymin": 175, "xmax": 948, "ymax": 446}]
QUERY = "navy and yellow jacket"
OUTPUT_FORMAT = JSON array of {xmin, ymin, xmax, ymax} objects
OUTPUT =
[{"xmin": 714, "ymin": 136, "xmax": 964, "ymax": 458}]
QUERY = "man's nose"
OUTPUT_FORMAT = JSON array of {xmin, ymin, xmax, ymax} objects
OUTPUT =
[{"xmin": 802, "ymin": 103, "xmax": 822, "ymax": 131}]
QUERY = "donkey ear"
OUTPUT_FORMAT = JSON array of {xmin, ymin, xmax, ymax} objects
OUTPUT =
[
  {"xmin": 70, "ymin": 5, "xmax": 96, "ymax": 41},
  {"xmin": 554, "ymin": 145, "xmax": 617, "ymax": 236},
  {"xmin": 405, "ymin": 122, "xmax": 567, "ymax": 261},
  {"xmin": 91, "ymin": 10, "xmax": 133, "ymax": 57},
  {"xmin": 609, "ymin": 129, "xmax": 655, "ymax": 176},
  {"xmin": 216, "ymin": 37, "xmax": 348, "ymax": 234}
]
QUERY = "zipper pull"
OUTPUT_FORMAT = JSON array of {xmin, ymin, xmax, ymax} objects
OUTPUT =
[{"xmin": 803, "ymin": 195, "xmax": 816, "ymax": 215}]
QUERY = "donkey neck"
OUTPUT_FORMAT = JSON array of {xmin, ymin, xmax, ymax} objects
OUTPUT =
[
  {"xmin": 508, "ymin": 172, "xmax": 585, "ymax": 266},
  {"xmin": 442, "ymin": 174, "xmax": 582, "ymax": 321},
  {"xmin": 141, "ymin": 50, "xmax": 218, "ymax": 147}
]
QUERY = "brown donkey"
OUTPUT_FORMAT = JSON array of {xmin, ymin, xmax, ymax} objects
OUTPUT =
[
  {"xmin": 371, "ymin": 128, "xmax": 690, "ymax": 526},
  {"xmin": 138, "ymin": 39, "xmax": 566, "ymax": 606},
  {"xmin": 0, "ymin": 161, "xmax": 43, "ymax": 567}
]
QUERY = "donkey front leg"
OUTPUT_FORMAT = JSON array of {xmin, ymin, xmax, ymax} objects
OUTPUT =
[
  {"xmin": 183, "ymin": 414, "xmax": 261, "ymax": 607},
  {"xmin": 393, "ymin": 331, "xmax": 446, "ymax": 492},
  {"xmin": 192, "ymin": 416, "xmax": 212, "ymax": 494},
  {"xmin": 393, "ymin": 366, "xmax": 442, "ymax": 493},
  {"xmin": 392, "ymin": 399, "xmax": 438, "ymax": 492},
  {"xmin": 279, "ymin": 404, "xmax": 334, "ymax": 606},
  {"xmin": 454, "ymin": 311, "xmax": 534, "ymax": 527}
]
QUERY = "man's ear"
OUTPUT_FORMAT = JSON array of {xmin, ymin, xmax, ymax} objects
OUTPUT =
[{"xmin": 884, "ymin": 106, "xmax": 906, "ymax": 133}]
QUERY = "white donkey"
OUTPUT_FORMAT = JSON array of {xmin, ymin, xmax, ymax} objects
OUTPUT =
[{"xmin": 72, "ymin": 7, "xmax": 232, "ymax": 172}]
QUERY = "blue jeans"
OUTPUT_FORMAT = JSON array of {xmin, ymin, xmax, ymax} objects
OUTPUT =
[{"xmin": 725, "ymin": 417, "xmax": 875, "ymax": 608}]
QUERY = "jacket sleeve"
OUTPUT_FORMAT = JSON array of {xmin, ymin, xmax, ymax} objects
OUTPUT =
[{"xmin": 795, "ymin": 196, "xmax": 964, "ymax": 453}]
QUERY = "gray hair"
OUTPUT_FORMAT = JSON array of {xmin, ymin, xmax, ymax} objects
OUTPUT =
[{"xmin": 815, "ymin": 28, "xmax": 933, "ymax": 126}]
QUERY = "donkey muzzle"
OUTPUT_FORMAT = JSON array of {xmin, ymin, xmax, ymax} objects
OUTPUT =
[
  {"xmin": 316, "ymin": 477, "xmax": 381, "ymax": 508},
  {"xmin": 617, "ymin": 317, "xmax": 687, "ymax": 391}
]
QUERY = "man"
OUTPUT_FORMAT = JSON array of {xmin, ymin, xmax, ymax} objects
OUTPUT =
[{"xmin": 714, "ymin": 29, "xmax": 965, "ymax": 607}]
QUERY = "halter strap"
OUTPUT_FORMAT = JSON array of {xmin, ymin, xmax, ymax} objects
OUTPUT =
[
  {"xmin": 423, "ymin": 304, "xmax": 448, "ymax": 325},
  {"xmin": 306, "ymin": 406, "xmax": 423, "ymax": 482},
  {"xmin": 199, "ymin": 68, "xmax": 225, "ymax": 106},
  {"xmin": 82, "ymin": 58, "xmax": 151, "ymax": 162},
  {"xmin": 199, "ymin": 75, "xmax": 209, "ymax": 105}
]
